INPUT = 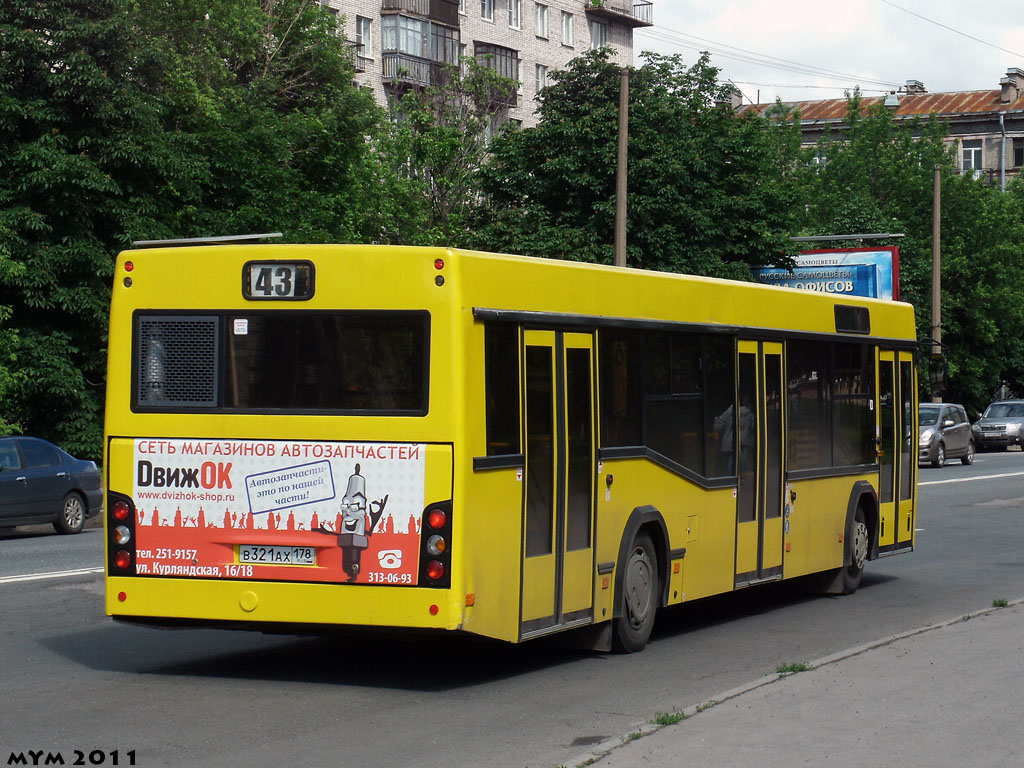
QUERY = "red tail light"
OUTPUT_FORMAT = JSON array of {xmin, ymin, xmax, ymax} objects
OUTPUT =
[
  {"xmin": 112, "ymin": 500, "xmax": 131, "ymax": 521},
  {"xmin": 427, "ymin": 508, "xmax": 447, "ymax": 530},
  {"xmin": 425, "ymin": 560, "xmax": 445, "ymax": 581},
  {"xmin": 114, "ymin": 550, "xmax": 132, "ymax": 570}
]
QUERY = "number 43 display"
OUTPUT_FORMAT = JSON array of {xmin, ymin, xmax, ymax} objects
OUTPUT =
[{"xmin": 243, "ymin": 261, "xmax": 314, "ymax": 300}]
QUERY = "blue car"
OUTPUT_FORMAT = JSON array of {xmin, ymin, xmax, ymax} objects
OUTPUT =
[{"xmin": 0, "ymin": 437, "xmax": 102, "ymax": 534}]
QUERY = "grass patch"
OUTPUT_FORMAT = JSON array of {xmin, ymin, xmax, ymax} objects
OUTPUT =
[
  {"xmin": 993, "ymin": 598, "xmax": 1009, "ymax": 608},
  {"xmin": 624, "ymin": 731, "xmax": 643, "ymax": 743},
  {"xmin": 776, "ymin": 662, "xmax": 811, "ymax": 675},
  {"xmin": 652, "ymin": 710, "xmax": 688, "ymax": 726},
  {"xmin": 695, "ymin": 700, "xmax": 717, "ymax": 713}
]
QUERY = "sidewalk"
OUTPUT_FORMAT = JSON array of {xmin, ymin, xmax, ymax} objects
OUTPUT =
[{"xmin": 571, "ymin": 601, "xmax": 1024, "ymax": 768}]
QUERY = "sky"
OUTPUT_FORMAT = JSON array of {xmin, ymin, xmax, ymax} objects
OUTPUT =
[{"xmin": 634, "ymin": 0, "xmax": 1024, "ymax": 105}]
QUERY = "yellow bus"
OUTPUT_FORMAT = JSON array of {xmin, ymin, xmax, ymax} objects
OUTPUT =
[{"xmin": 103, "ymin": 240, "xmax": 917, "ymax": 652}]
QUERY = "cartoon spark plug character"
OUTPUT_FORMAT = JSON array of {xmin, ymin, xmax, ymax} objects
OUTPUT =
[{"xmin": 319, "ymin": 463, "xmax": 388, "ymax": 582}]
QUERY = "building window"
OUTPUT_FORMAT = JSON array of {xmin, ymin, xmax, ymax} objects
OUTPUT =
[
  {"xmin": 589, "ymin": 19, "xmax": 606, "ymax": 49},
  {"xmin": 356, "ymin": 16, "xmax": 372, "ymax": 58},
  {"xmin": 535, "ymin": 63, "xmax": 547, "ymax": 93},
  {"xmin": 535, "ymin": 3, "xmax": 548, "ymax": 38},
  {"xmin": 1014, "ymin": 137, "xmax": 1024, "ymax": 167},
  {"xmin": 431, "ymin": 24, "xmax": 459, "ymax": 65},
  {"xmin": 481, "ymin": 0, "xmax": 493, "ymax": 21},
  {"xmin": 515, "ymin": 58, "xmax": 523, "ymax": 94},
  {"xmin": 382, "ymin": 16, "xmax": 459, "ymax": 63},
  {"xmin": 561, "ymin": 11, "xmax": 574, "ymax": 46},
  {"xmin": 459, "ymin": 0, "xmax": 466, "ymax": 14},
  {"xmin": 508, "ymin": 0, "xmax": 521, "ymax": 28},
  {"xmin": 475, "ymin": 42, "xmax": 520, "ymax": 80},
  {"xmin": 962, "ymin": 139, "xmax": 983, "ymax": 178}
]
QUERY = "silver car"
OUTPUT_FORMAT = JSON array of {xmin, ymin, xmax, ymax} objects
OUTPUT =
[
  {"xmin": 919, "ymin": 403, "xmax": 974, "ymax": 467},
  {"xmin": 972, "ymin": 400, "xmax": 1024, "ymax": 452}
]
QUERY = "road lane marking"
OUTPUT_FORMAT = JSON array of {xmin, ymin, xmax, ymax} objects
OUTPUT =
[
  {"xmin": 919, "ymin": 470, "xmax": 1024, "ymax": 486},
  {"xmin": 0, "ymin": 567, "xmax": 103, "ymax": 585}
]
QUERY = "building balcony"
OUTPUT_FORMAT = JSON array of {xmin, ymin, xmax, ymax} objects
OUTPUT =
[
  {"xmin": 345, "ymin": 41, "xmax": 367, "ymax": 73},
  {"xmin": 382, "ymin": 0, "xmax": 459, "ymax": 25},
  {"xmin": 382, "ymin": 52, "xmax": 434, "ymax": 86},
  {"xmin": 583, "ymin": 0, "xmax": 653, "ymax": 28}
]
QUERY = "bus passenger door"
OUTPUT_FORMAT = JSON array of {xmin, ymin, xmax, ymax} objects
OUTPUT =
[
  {"xmin": 735, "ymin": 341, "xmax": 785, "ymax": 587},
  {"xmin": 896, "ymin": 352, "xmax": 916, "ymax": 548},
  {"xmin": 877, "ymin": 350, "xmax": 914, "ymax": 552},
  {"xmin": 520, "ymin": 330, "xmax": 596, "ymax": 639}
]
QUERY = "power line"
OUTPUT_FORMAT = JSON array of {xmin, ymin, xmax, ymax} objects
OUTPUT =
[
  {"xmin": 880, "ymin": 0, "xmax": 1024, "ymax": 59},
  {"xmin": 741, "ymin": 82, "xmax": 892, "ymax": 93},
  {"xmin": 636, "ymin": 26, "xmax": 900, "ymax": 90}
]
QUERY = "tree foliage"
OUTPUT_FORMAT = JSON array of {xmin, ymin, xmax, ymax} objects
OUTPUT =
[
  {"xmin": 360, "ymin": 57, "xmax": 517, "ymax": 245},
  {"xmin": 784, "ymin": 94, "xmax": 1024, "ymax": 413},
  {"xmin": 0, "ymin": 0, "xmax": 381, "ymax": 458},
  {"xmin": 472, "ymin": 50, "xmax": 800, "ymax": 275},
  {"xmin": 7, "ymin": 4, "xmax": 1024, "ymax": 452}
]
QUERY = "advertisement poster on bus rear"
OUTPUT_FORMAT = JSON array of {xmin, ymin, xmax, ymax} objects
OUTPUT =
[{"xmin": 130, "ymin": 439, "xmax": 426, "ymax": 585}]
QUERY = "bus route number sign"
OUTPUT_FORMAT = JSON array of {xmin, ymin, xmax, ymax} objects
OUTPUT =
[{"xmin": 243, "ymin": 261, "xmax": 315, "ymax": 301}]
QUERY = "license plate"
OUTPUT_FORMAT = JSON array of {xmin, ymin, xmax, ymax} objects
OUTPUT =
[
  {"xmin": 983, "ymin": 431, "xmax": 1001, "ymax": 437},
  {"xmin": 238, "ymin": 544, "xmax": 316, "ymax": 566}
]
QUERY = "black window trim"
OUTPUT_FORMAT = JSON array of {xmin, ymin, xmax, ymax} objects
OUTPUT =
[{"xmin": 131, "ymin": 308, "xmax": 431, "ymax": 417}]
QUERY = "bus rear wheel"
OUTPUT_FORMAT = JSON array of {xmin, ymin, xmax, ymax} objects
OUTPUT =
[
  {"xmin": 841, "ymin": 507, "xmax": 869, "ymax": 595},
  {"xmin": 613, "ymin": 532, "xmax": 658, "ymax": 653}
]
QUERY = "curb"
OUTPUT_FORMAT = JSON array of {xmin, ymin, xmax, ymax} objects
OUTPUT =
[{"xmin": 566, "ymin": 597, "xmax": 1024, "ymax": 768}]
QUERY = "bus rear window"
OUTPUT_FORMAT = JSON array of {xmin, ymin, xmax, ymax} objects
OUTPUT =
[{"xmin": 136, "ymin": 312, "xmax": 429, "ymax": 414}]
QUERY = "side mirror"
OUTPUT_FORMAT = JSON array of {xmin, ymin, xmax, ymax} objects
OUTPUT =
[{"xmin": 943, "ymin": 419, "xmax": 955, "ymax": 427}]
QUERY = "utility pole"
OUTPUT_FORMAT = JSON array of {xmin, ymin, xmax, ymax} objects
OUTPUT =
[
  {"xmin": 614, "ymin": 67, "xmax": 629, "ymax": 267},
  {"xmin": 932, "ymin": 164, "xmax": 942, "ymax": 403}
]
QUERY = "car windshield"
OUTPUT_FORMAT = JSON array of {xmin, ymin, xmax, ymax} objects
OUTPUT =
[
  {"xmin": 983, "ymin": 403, "xmax": 1024, "ymax": 418},
  {"xmin": 918, "ymin": 405, "xmax": 940, "ymax": 425}
]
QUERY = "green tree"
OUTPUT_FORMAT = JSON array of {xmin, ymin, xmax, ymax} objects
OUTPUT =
[
  {"xmin": 791, "ymin": 94, "xmax": 1024, "ymax": 413},
  {"xmin": 0, "ymin": 0, "xmax": 380, "ymax": 458},
  {"xmin": 473, "ymin": 50, "xmax": 800, "ymax": 275},
  {"xmin": 363, "ymin": 57, "xmax": 517, "ymax": 245}
]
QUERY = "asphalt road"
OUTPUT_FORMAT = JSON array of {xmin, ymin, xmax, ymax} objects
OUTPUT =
[{"xmin": 3, "ymin": 451, "xmax": 1024, "ymax": 768}]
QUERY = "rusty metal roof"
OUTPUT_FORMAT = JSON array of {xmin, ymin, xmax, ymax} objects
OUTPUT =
[{"xmin": 739, "ymin": 89, "xmax": 1024, "ymax": 121}]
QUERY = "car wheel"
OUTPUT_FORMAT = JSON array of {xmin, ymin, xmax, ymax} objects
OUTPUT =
[
  {"xmin": 931, "ymin": 442, "xmax": 945, "ymax": 468},
  {"xmin": 612, "ymin": 532, "xmax": 659, "ymax": 653},
  {"xmin": 961, "ymin": 441, "xmax": 975, "ymax": 465},
  {"xmin": 53, "ymin": 492, "xmax": 86, "ymax": 534}
]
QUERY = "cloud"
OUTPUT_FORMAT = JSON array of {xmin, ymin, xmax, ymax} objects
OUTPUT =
[{"xmin": 638, "ymin": 0, "xmax": 1024, "ymax": 104}]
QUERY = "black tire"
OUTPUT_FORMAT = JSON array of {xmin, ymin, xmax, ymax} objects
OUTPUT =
[
  {"xmin": 53, "ymin": 492, "xmax": 86, "ymax": 534},
  {"xmin": 841, "ymin": 507, "xmax": 869, "ymax": 595},
  {"xmin": 612, "ymin": 532, "xmax": 659, "ymax": 653},
  {"xmin": 931, "ymin": 442, "xmax": 945, "ymax": 468},
  {"xmin": 961, "ymin": 441, "xmax": 975, "ymax": 465}
]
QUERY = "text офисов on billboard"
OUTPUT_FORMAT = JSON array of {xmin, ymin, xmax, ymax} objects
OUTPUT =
[{"xmin": 752, "ymin": 247, "xmax": 899, "ymax": 301}]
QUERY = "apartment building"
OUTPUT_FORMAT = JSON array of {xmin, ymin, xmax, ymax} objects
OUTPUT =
[
  {"xmin": 325, "ymin": 0, "xmax": 653, "ymax": 126},
  {"xmin": 738, "ymin": 68, "xmax": 1024, "ymax": 188}
]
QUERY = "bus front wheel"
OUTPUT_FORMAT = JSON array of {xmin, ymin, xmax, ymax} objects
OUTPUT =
[
  {"xmin": 841, "ymin": 507, "xmax": 869, "ymax": 595},
  {"xmin": 613, "ymin": 532, "xmax": 658, "ymax": 653}
]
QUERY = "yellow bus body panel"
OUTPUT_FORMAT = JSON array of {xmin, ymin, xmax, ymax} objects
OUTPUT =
[{"xmin": 104, "ymin": 244, "xmax": 917, "ymax": 644}]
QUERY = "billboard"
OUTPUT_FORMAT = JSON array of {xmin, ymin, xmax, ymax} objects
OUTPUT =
[{"xmin": 752, "ymin": 247, "xmax": 899, "ymax": 301}]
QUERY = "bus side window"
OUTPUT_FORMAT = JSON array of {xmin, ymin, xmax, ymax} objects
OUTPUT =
[
  {"xmin": 598, "ymin": 329, "xmax": 643, "ymax": 448},
  {"xmin": 485, "ymin": 324, "xmax": 522, "ymax": 456}
]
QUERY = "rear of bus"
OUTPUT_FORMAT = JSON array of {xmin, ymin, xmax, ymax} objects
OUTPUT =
[{"xmin": 104, "ymin": 243, "xmax": 462, "ymax": 634}]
